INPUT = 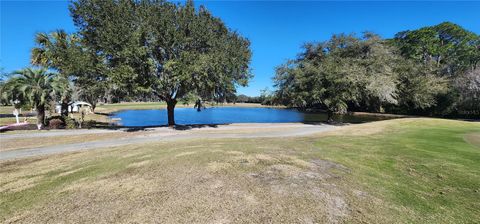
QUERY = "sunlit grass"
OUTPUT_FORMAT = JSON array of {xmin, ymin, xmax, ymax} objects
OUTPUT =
[{"xmin": 311, "ymin": 119, "xmax": 480, "ymax": 222}]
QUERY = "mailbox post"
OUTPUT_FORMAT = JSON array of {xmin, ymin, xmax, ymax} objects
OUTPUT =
[
  {"xmin": 13, "ymin": 109, "xmax": 20, "ymax": 124},
  {"xmin": 13, "ymin": 99, "xmax": 20, "ymax": 124}
]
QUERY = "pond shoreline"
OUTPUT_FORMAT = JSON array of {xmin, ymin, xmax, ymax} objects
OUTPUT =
[{"xmin": 109, "ymin": 107, "xmax": 396, "ymax": 127}]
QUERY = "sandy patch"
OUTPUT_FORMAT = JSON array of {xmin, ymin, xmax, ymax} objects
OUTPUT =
[{"xmin": 464, "ymin": 132, "xmax": 480, "ymax": 147}]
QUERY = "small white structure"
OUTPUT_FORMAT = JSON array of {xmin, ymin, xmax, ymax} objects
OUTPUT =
[
  {"xmin": 56, "ymin": 101, "xmax": 93, "ymax": 113},
  {"xmin": 13, "ymin": 109, "xmax": 20, "ymax": 124}
]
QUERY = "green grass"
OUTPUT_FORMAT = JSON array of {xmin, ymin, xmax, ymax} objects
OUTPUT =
[
  {"xmin": 0, "ymin": 118, "xmax": 479, "ymax": 222},
  {"xmin": 95, "ymin": 102, "xmax": 274, "ymax": 113},
  {"xmin": 0, "ymin": 117, "xmax": 17, "ymax": 126},
  {"xmin": 0, "ymin": 106, "xmax": 16, "ymax": 114},
  {"xmin": 96, "ymin": 102, "xmax": 168, "ymax": 111},
  {"xmin": 311, "ymin": 119, "xmax": 480, "ymax": 222}
]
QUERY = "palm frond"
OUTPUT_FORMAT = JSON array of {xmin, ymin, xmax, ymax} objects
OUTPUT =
[
  {"xmin": 7, "ymin": 68, "xmax": 59, "ymax": 108},
  {"xmin": 34, "ymin": 32, "xmax": 50, "ymax": 46}
]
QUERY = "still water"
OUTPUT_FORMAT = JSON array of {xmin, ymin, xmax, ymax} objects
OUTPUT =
[{"xmin": 110, "ymin": 107, "xmax": 392, "ymax": 127}]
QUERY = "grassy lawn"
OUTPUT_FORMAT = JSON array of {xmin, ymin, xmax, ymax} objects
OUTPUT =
[
  {"xmin": 0, "ymin": 106, "xmax": 23, "ymax": 115},
  {"xmin": 94, "ymin": 102, "xmax": 169, "ymax": 113},
  {"xmin": 313, "ymin": 119, "xmax": 480, "ymax": 222},
  {"xmin": 0, "ymin": 117, "xmax": 18, "ymax": 126},
  {"xmin": 0, "ymin": 118, "xmax": 479, "ymax": 223}
]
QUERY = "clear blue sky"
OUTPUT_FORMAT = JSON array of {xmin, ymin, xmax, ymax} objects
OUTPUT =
[{"xmin": 1, "ymin": 1, "xmax": 479, "ymax": 96}]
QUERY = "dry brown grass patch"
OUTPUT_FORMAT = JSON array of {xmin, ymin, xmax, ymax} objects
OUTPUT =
[
  {"xmin": 207, "ymin": 161, "xmax": 233, "ymax": 172},
  {"xmin": 464, "ymin": 132, "xmax": 480, "ymax": 147},
  {"xmin": 1, "ymin": 137, "xmax": 390, "ymax": 223},
  {"xmin": 0, "ymin": 175, "xmax": 44, "ymax": 193},
  {"xmin": 175, "ymin": 151, "xmax": 197, "ymax": 157}
]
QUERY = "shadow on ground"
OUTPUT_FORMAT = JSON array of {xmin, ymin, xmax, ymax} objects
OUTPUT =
[{"xmin": 120, "ymin": 124, "xmax": 227, "ymax": 132}]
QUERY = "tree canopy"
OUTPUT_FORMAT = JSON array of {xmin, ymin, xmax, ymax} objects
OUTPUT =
[
  {"xmin": 393, "ymin": 22, "xmax": 480, "ymax": 115},
  {"xmin": 5, "ymin": 68, "xmax": 65, "ymax": 129},
  {"xmin": 274, "ymin": 22, "xmax": 479, "ymax": 119},
  {"xmin": 70, "ymin": 0, "xmax": 252, "ymax": 125},
  {"xmin": 394, "ymin": 22, "xmax": 479, "ymax": 75},
  {"xmin": 31, "ymin": 30, "xmax": 80, "ymax": 116},
  {"xmin": 274, "ymin": 33, "xmax": 403, "ymax": 120}
]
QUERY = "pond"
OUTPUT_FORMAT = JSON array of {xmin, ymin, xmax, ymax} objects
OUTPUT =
[{"xmin": 110, "ymin": 107, "xmax": 393, "ymax": 127}]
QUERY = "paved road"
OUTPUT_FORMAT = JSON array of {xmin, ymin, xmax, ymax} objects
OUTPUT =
[{"xmin": 0, "ymin": 123, "xmax": 335, "ymax": 160}]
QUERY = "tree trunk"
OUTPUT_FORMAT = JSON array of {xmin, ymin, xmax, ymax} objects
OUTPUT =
[
  {"xmin": 61, "ymin": 99, "xmax": 69, "ymax": 117},
  {"xmin": 194, "ymin": 99, "xmax": 203, "ymax": 112},
  {"xmin": 87, "ymin": 97, "xmax": 97, "ymax": 113},
  {"xmin": 326, "ymin": 110, "xmax": 334, "ymax": 123},
  {"xmin": 36, "ymin": 104, "xmax": 46, "ymax": 130},
  {"xmin": 166, "ymin": 99, "xmax": 177, "ymax": 127}
]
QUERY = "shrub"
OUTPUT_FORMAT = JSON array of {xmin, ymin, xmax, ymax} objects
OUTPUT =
[
  {"xmin": 48, "ymin": 118, "xmax": 64, "ymax": 129},
  {"xmin": 47, "ymin": 115, "xmax": 63, "ymax": 121},
  {"xmin": 82, "ymin": 120, "xmax": 97, "ymax": 129},
  {"xmin": 64, "ymin": 117, "xmax": 77, "ymax": 129}
]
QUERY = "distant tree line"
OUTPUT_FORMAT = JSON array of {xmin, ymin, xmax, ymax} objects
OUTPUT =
[
  {"xmin": 272, "ymin": 22, "xmax": 480, "ymax": 120},
  {"xmin": 234, "ymin": 88, "xmax": 274, "ymax": 104},
  {"xmin": 235, "ymin": 94, "xmax": 263, "ymax": 103}
]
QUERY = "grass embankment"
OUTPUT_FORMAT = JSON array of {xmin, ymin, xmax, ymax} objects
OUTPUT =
[{"xmin": 0, "ymin": 118, "xmax": 479, "ymax": 223}]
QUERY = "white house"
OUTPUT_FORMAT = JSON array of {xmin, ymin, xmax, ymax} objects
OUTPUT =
[{"xmin": 55, "ymin": 101, "xmax": 93, "ymax": 114}]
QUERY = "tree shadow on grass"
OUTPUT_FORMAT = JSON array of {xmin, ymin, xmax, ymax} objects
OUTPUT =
[
  {"xmin": 301, "ymin": 121, "xmax": 349, "ymax": 126},
  {"xmin": 0, "ymin": 121, "xmax": 229, "ymax": 133},
  {"xmin": 94, "ymin": 123, "xmax": 229, "ymax": 132}
]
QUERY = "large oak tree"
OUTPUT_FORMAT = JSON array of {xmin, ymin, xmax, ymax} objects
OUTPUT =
[
  {"xmin": 274, "ymin": 22, "xmax": 478, "ymax": 119},
  {"xmin": 70, "ymin": 0, "xmax": 252, "ymax": 125},
  {"xmin": 274, "ymin": 33, "xmax": 404, "ymax": 121},
  {"xmin": 394, "ymin": 22, "xmax": 480, "ymax": 115}
]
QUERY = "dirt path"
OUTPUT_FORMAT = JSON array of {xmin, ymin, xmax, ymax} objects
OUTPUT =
[{"xmin": 0, "ymin": 123, "xmax": 335, "ymax": 160}]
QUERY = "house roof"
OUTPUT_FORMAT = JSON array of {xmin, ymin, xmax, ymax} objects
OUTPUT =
[{"xmin": 73, "ymin": 101, "xmax": 92, "ymax": 107}]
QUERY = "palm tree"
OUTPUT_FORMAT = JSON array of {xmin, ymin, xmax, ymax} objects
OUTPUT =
[
  {"xmin": 10, "ymin": 68, "xmax": 62, "ymax": 129},
  {"xmin": 31, "ymin": 30, "xmax": 78, "ymax": 116},
  {"xmin": 0, "ymin": 80, "xmax": 11, "ymax": 106}
]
